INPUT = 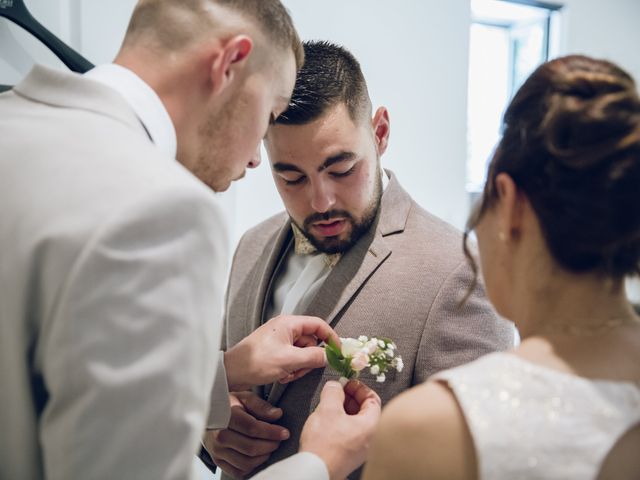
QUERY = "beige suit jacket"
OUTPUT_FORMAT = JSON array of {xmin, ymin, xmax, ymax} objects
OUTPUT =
[
  {"xmin": 0, "ymin": 66, "xmax": 231, "ymax": 479},
  {"xmin": 222, "ymin": 173, "xmax": 513, "ymax": 478}
]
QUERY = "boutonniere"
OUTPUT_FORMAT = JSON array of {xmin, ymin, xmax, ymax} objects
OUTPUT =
[{"xmin": 325, "ymin": 336, "xmax": 403, "ymax": 383}]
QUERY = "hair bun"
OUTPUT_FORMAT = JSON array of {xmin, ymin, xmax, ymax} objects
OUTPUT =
[{"xmin": 541, "ymin": 65, "xmax": 640, "ymax": 171}]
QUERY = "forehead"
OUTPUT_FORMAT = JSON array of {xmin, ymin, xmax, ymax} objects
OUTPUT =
[{"xmin": 266, "ymin": 104, "xmax": 366, "ymax": 166}]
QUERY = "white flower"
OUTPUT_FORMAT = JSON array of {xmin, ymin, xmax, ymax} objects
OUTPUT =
[
  {"xmin": 376, "ymin": 373, "xmax": 386, "ymax": 383},
  {"xmin": 394, "ymin": 357, "xmax": 404, "ymax": 372},
  {"xmin": 358, "ymin": 335, "xmax": 368, "ymax": 342},
  {"xmin": 378, "ymin": 339, "xmax": 386, "ymax": 348},
  {"xmin": 341, "ymin": 338, "xmax": 363, "ymax": 357},
  {"xmin": 388, "ymin": 343, "xmax": 396, "ymax": 350},
  {"xmin": 364, "ymin": 339, "xmax": 379, "ymax": 355},
  {"xmin": 385, "ymin": 348, "xmax": 394, "ymax": 358},
  {"xmin": 370, "ymin": 364, "xmax": 380, "ymax": 375},
  {"xmin": 351, "ymin": 351, "xmax": 370, "ymax": 371}
]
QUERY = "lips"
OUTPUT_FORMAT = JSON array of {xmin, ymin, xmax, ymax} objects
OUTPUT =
[{"xmin": 312, "ymin": 219, "xmax": 347, "ymax": 237}]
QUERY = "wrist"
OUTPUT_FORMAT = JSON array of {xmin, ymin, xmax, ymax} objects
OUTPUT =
[{"xmin": 224, "ymin": 347, "xmax": 250, "ymax": 391}]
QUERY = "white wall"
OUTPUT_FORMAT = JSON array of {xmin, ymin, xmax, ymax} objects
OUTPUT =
[{"xmin": 561, "ymin": 0, "xmax": 640, "ymax": 82}]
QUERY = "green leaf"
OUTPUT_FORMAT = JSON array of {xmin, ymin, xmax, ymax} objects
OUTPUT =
[
  {"xmin": 326, "ymin": 344, "xmax": 346, "ymax": 373},
  {"xmin": 326, "ymin": 338, "xmax": 342, "ymax": 356}
]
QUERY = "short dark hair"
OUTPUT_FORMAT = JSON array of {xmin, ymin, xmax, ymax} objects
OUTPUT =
[
  {"xmin": 124, "ymin": 0, "xmax": 303, "ymax": 69},
  {"xmin": 276, "ymin": 40, "xmax": 371, "ymax": 125},
  {"xmin": 466, "ymin": 55, "xmax": 640, "ymax": 279}
]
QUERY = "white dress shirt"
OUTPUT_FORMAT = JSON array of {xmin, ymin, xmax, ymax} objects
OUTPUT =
[{"xmin": 85, "ymin": 63, "xmax": 177, "ymax": 159}]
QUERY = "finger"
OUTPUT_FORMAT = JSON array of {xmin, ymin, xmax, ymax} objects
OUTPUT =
[
  {"xmin": 215, "ymin": 458, "xmax": 246, "ymax": 479},
  {"xmin": 228, "ymin": 408, "xmax": 290, "ymax": 441},
  {"xmin": 287, "ymin": 316, "xmax": 340, "ymax": 346},
  {"xmin": 278, "ymin": 368, "xmax": 312, "ymax": 384},
  {"xmin": 282, "ymin": 345, "xmax": 327, "ymax": 373},
  {"xmin": 355, "ymin": 393, "xmax": 382, "ymax": 426},
  {"xmin": 236, "ymin": 392, "xmax": 283, "ymax": 422},
  {"xmin": 216, "ymin": 428, "xmax": 282, "ymax": 457},
  {"xmin": 344, "ymin": 395, "xmax": 361, "ymax": 415},
  {"xmin": 316, "ymin": 380, "xmax": 346, "ymax": 414},
  {"xmin": 216, "ymin": 447, "xmax": 271, "ymax": 475},
  {"xmin": 294, "ymin": 335, "xmax": 319, "ymax": 348},
  {"xmin": 345, "ymin": 380, "xmax": 381, "ymax": 407}
]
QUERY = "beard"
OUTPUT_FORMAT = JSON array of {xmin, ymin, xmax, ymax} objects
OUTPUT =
[{"xmin": 292, "ymin": 165, "xmax": 384, "ymax": 254}]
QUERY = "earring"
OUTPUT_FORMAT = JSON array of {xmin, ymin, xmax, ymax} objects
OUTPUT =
[{"xmin": 498, "ymin": 231, "xmax": 507, "ymax": 242}]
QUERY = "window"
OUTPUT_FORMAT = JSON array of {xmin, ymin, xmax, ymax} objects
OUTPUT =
[{"xmin": 466, "ymin": 0, "xmax": 563, "ymax": 197}]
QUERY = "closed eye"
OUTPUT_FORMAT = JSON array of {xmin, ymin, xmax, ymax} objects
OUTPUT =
[
  {"xmin": 330, "ymin": 165, "xmax": 357, "ymax": 178},
  {"xmin": 281, "ymin": 175, "xmax": 306, "ymax": 186}
]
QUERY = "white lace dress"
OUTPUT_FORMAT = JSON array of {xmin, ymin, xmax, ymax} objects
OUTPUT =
[{"xmin": 434, "ymin": 352, "xmax": 640, "ymax": 479}]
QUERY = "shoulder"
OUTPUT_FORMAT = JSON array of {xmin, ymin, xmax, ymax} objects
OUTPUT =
[{"xmin": 364, "ymin": 381, "xmax": 477, "ymax": 480}]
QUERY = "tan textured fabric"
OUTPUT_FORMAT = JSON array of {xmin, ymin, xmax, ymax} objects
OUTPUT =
[{"xmin": 221, "ymin": 172, "xmax": 514, "ymax": 479}]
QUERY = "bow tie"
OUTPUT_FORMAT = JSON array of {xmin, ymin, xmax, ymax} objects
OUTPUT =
[{"xmin": 291, "ymin": 223, "xmax": 341, "ymax": 268}]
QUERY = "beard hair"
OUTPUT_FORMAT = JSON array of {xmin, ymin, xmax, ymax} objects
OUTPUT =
[{"xmin": 294, "ymin": 164, "xmax": 384, "ymax": 254}]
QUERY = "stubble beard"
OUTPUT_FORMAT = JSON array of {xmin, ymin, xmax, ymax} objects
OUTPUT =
[{"xmin": 293, "ymin": 165, "xmax": 384, "ymax": 254}]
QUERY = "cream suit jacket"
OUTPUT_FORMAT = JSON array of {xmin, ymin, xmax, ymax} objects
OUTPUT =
[
  {"xmin": 222, "ymin": 173, "xmax": 514, "ymax": 479},
  {"xmin": 0, "ymin": 66, "xmax": 231, "ymax": 479}
]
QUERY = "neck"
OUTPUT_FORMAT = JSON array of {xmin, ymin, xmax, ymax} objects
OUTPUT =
[{"xmin": 512, "ymin": 269, "xmax": 637, "ymax": 338}]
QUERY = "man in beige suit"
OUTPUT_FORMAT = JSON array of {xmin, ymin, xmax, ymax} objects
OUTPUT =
[
  {"xmin": 0, "ymin": 3, "xmax": 380, "ymax": 480},
  {"xmin": 203, "ymin": 41, "xmax": 514, "ymax": 479}
]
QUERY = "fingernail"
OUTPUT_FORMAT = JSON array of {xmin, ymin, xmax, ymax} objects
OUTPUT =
[
  {"xmin": 281, "ymin": 430, "xmax": 290, "ymax": 440},
  {"xmin": 269, "ymin": 407, "xmax": 280, "ymax": 415}
]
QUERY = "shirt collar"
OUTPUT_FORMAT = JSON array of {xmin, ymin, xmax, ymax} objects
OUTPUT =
[{"xmin": 85, "ymin": 64, "xmax": 177, "ymax": 159}]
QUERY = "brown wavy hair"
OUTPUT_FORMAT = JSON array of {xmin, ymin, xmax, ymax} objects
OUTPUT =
[{"xmin": 464, "ymin": 55, "xmax": 640, "ymax": 292}]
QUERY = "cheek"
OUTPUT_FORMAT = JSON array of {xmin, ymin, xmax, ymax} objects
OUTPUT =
[{"xmin": 277, "ymin": 186, "xmax": 307, "ymax": 221}]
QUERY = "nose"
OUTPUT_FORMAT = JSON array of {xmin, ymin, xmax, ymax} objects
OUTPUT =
[
  {"xmin": 248, "ymin": 146, "xmax": 262, "ymax": 169},
  {"xmin": 310, "ymin": 179, "xmax": 336, "ymax": 213}
]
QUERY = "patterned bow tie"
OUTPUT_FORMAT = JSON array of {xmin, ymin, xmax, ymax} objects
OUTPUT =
[{"xmin": 291, "ymin": 223, "xmax": 341, "ymax": 268}]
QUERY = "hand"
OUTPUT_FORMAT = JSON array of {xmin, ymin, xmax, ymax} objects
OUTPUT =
[
  {"xmin": 300, "ymin": 380, "xmax": 382, "ymax": 480},
  {"xmin": 203, "ymin": 391, "xmax": 290, "ymax": 479},
  {"xmin": 224, "ymin": 315, "xmax": 340, "ymax": 391}
]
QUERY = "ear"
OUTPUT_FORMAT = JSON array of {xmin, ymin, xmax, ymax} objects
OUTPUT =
[
  {"xmin": 371, "ymin": 106, "xmax": 390, "ymax": 155},
  {"xmin": 209, "ymin": 35, "xmax": 253, "ymax": 96},
  {"xmin": 494, "ymin": 173, "xmax": 526, "ymax": 242}
]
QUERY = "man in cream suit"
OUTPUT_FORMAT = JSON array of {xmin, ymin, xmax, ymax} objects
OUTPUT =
[
  {"xmin": 0, "ymin": 3, "xmax": 380, "ymax": 480},
  {"xmin": 203, "ymin": 41, "xmax": 514, "ymax": 479}
]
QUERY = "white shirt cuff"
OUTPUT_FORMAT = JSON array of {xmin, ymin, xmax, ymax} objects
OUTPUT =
[
  {"xmin": 206, "ymin": 350, "xmax": 231, "ymax": 429},
  {"xmin": 250, "ymin": 452, "xmax": 329, "ymax": 480}
]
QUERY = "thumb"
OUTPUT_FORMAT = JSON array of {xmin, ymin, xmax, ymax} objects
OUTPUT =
[
  {"xmin": 239, "ymin": 393, "xmax": 283, "ymax": 422},
  {"xmin": 284, "ymin": 345, "xmax": 327, "ymax": 372},
  {"xmin": 355, "ymin": 395, "xmax": 382, "ymax": 429},
  {"xmin": 317, "ymin": 380, "xmax": 347, "ymax": 414}
]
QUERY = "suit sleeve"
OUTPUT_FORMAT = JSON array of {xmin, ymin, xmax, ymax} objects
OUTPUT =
[
  {"xmin": 413, "ymin": 257, "xmax": 514, "ymax": 384},
  {"xmin": 38, "ymin": 186, "xmax": 229, "ymax": 480}
]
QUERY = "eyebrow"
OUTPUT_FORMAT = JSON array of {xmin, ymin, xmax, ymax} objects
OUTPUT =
[
  {"xmin": 319, "ymin": 151, "xmax": 356, "ymax": 171},
  {"xmin": 273, "ymin": 151, "xmax": 357, "ymax": 175}
]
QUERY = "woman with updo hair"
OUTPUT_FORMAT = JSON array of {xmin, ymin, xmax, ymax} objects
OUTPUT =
[{"xmin": 363, "ymin": 55, "xmax": 640, "ymax": 480}]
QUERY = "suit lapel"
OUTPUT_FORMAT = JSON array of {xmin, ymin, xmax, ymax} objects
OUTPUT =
[
  {"xmin": 267, "ymin": 172, "xmax": 412, "ymax": 404},
  {"xmin": 307, "ymin": 170, "xmax": 411, "ymax": 326}
]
